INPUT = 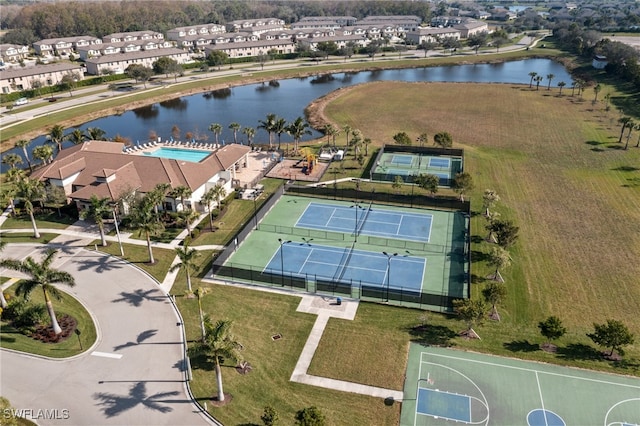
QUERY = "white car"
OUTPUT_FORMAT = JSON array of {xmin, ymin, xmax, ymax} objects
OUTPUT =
[{"xmin": 13, "ymin": 97, "xmax": 28, "ymax": 106}]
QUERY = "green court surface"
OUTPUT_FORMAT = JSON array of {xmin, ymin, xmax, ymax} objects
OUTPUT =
[
  {"xmin": 402, "ymin": 344, "xmax": 640, "ymax": 426},
  {"xmin": 371, "ymin": 152, "xmax": 463, "ymax": 185},
  {"xmin": 221, "ymin": 194, "xmax": 468, "ymax": 309}
]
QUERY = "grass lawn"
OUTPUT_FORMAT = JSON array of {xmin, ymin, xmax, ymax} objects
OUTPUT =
[
  {"xmin": 0, "ymin": 284, "xmax": 97, "ymax": 358},
  {"xmin": 0, "ymin": 212, "xmax": 77, "ymax": 230},
  {"xmin": 92, "ymin": 241, "xmax": 175, "ymax": 283},
  {"xmin": 0, "ymin": 232, "xmax": 60, "ymax": 244},
  {"xmin": 317, "ymin": 81, "xmax": 640, "ymax": 373}
]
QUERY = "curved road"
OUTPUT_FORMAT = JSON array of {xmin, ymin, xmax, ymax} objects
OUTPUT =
[{"xmin": 1, "ymin": 244, "xmax": 212, "ymax": 425}]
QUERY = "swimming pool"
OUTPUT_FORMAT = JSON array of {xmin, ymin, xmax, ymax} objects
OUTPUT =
[{"xmin": 143, "ymin": 147, "xmax": 211, "ymax": 162}]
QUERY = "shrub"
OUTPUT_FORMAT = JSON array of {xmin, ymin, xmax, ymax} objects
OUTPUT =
[
  {"xmin": 3, "ymin": 299, "xmax": 48, "ymax": 333},
  {"xmin": 190, "ymin": 228, "xmax": 200, "ymax": 239}
]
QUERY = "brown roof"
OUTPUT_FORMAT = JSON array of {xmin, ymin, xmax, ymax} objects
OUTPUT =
[{"xmin": 31, "ymin": 141, "xmax": 250, "ymax": 202}]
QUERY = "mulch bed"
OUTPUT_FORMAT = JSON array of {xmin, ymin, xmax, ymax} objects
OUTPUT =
[
  {"xmin": 209, "ymin": 393, "xmax": 233, "ymax": 407},
  {"xmin": 31, "ymin": 315, "xmax": 77, "ymax": 343}
]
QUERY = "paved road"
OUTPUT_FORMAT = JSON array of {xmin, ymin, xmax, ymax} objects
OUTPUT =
[{"xmin": 1, "ymin": 244, "xmax": 212, "ymax": 425}]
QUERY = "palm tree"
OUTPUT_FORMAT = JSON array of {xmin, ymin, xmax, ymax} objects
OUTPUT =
[
  {"xmin": 14, "ymin": 139, "xmax": 32, "ymax": 171},
  {"xmin": 342, "ymin": 125, "xmax": 353, "ymax": 147},
  {"xmin": 146, "ymin": 183, "xmax": 171, "ymax": 215},
  {"xmin": 286, "ymin": 117, "xmax": 311, "ymax": 154},
  {"xmin": 208, "ymin": 123, "xmax": 222, "ymax": 145},
  {"xmin": 618, "ymin": 117, "xmax": 631, "ymax": 143},
  {"xmin": 274, "ymin": 117, "xmax": 287, "ymax": 151},
  {"xmin": 323, "ymin": 123, "xmax": 335, "ymax": 146},
  {"xmin": 0, "ymin": 248, "xmax": 75, "ymax": 335},
  {"xmin": 170, "ymin": 241, "xmax": 201, "ymax": 295},
  {"xmin": 228, "ymin": 122, "xmax": 241, "ymax": 144},
  {"xmin": 528, "ymin": 71, "xmax": 537, "ymax": 88},
  {"xmin": 242, "ymin": 126, "xmax": 255, "ymax": 146},
  {"xmin": 534, "ymin": 75, "xmax": 543, "ymax": 90},
  {"xmin": 546, "ymin": 73, "xmax": 554, "ymax": 90},
  {"xmin": 32, "ymin": 145, "xmax": 54, "ymax": 166},
  {"xmin": 47, "ymin": 124, "xmax": 65, "ymax": 154},
  {"xmin": 170, "ymin": 185, "xmax": 192, "ymax": 212},
  {"xmin": 16, "ymin": 178, "xmax": 45, "ymax": 238},
  {"xmin": 194, "ymin": 287, "xmax": 209, "ymax": 342},
  {"xmin": 623, "ymin": 119, "xmax": 635, "ymax": 150},
  {"xmin": 635, "ymin": 123, "xmax": 640, "ymax": 148},
  {"xmin": 363, "ymin": 137, "xmax": 372, "ymax": 156},
  {"xmin": 2, "ymin": 153, "xmax": 23, "ymax": 170},
  {"xmin": 258, "ymin": 113, "xmax": 277, "ymax": 149},
  {"xmin": 0, "ymin": 240, "xmax": 7, "ymax": 308},
  {"xmin": 202, "ymin": 184, "xmax": 226, "ymax": 230},
  {"xmin": 593, "ymin": 84, "xmax": 602, "ymax": 102},
  {"xmin": 128, "ymin": 198, "xmax": 164, "ymax": 264},
  {"xmin": 79, "ymin": 195, "xmax": 112, "ymax": 246},
  {"xmin": 66, "ymin": 128, "xmax": 86, "ymax": 145},
  {"xmin": 86, "ymin": 127, "xmax": 107, "ymax": 141},
  {"xmin": 189, "ymin": 317, "xmax": 243, "ymax": 402},
  {"xmin": 557, "ymin": 81, "xmax": 566, "ymax": 95}
]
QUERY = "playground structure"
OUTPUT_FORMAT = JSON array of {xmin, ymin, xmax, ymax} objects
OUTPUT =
[{"xmin": 300, "ymin": 149, "xmax": 317, "ymax": 175}]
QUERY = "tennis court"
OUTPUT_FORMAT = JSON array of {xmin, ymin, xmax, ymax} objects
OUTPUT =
[
  {"xmin": 295, "ymin": 202, "xmax": 433, "ymax": 243},
  {"xmin": 402, "ymin": 344, "xmax": 640, "ymax": 426},
  {"xmin": 371, "ymin": 151, "xmax": 463, "ymax": 186},
  {"xmin": 264, "ymin": 242, "xmax": 426, "ymax": 290}
]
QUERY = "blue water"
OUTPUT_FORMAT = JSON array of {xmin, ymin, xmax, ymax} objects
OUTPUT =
[
  {"xmin": 142, "ymin": 147, "xmax": 211, "ymax": 162},
  {"xmin": 3, "ymin": 59, "xmax": 574, "ymax": 172}
]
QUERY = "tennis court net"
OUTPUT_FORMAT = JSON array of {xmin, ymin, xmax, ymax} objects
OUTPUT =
[{"xmin": 333, "ymin": 242, "xmax": 356, "ymax": 282}]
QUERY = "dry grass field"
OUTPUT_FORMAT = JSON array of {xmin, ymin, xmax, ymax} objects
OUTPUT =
[{"xmin": 322, "ymin": 81, "xmax": 640, "ymax": 339}]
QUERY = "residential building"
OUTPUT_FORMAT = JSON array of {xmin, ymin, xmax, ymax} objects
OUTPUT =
[
  {"xmin": 166, "ymin": 24, "xmax": 226, "ymax": 42},
  {"xmin": 225, "ymin": 18, "xmax": 285, "ymax": 33},
  {"xmin": 0, "ymin": 62, "xmax": 84, "ymax": 94},
  {"xmin": 30, "ymin": 140, "xmax": 251, "ymax": 213},
  {"xmin": 76, "ymin": 39, "xmax": 174, "ymax": 61},
  {"xmin": 102, "ymin": 31, "xmax": 164, "ymax": 44},
  {"xmin": 454, "ymin": 20, "xmax": 489, "ymax": 38},
  {"xmin": 33, "ymin": 36, "xmax": 102, "ymax": 57},
  {"xmin": 406, "ymin": 27, "xmax": 462, "ymax": 44},
  {"xmin": 83, "ymin": 47, "xmax": 190, "ymax": 75},
  {"xmin": 0, "ymin": 44, "xmax": 30, "ymax": 63},
  {"xmin": 205, "ymin": 39, "xmax": 296, "ymax": 59}
]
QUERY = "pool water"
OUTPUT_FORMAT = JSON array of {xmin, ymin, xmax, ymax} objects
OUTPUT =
[{"xmin": 143, "ymin": 147, "xmax": 211, "ymax": 162}]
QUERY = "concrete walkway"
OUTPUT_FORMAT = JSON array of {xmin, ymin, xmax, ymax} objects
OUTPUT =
[{"xmin": 289, "ymin": 294, "xmax": 404, "ymax": 401}]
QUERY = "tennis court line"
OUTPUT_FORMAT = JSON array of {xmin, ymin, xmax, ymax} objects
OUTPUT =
[
  {"xmin": 424, "ymin": 351, "xmax": 640, "ymax": 389},
  {"xmin": 535, "ymin": 371, "xmax": 547, "ymax": 423}
]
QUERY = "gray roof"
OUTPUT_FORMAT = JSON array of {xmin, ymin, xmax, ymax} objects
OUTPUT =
[
  {"xmin": 85, "ymin": 47, "xmax": 187, "ymax": 65},
  {"xmin": 0, "ymin": 62, "xmax": 83, "ymax": 79}
]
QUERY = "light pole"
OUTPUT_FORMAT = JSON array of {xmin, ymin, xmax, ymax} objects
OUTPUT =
[
  {"xmin": 383, "ymin": 251, "xmax": 397, "ymax": 302},
  {"xmin": 278, "ymin": 238, "xmax": 291, "ymax": 286},
  {"xmin": 253, "ymin": 194, "xmax": 259, "ymax": 230},
  {"xmin": 112, "ymin": 206, "xmax": 124, "ymax": 257},
  {"xmin": 350, "ymin": 202, "xmax": 365, "ymax": 243}
]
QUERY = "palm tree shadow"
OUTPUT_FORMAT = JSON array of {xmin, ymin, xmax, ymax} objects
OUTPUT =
[
  {"xmin": 114, "ymin": 329, "xmax": 158, "ymax": 351},
  {"xmin": 76, "ymin": 256, "xmax": 123, "ymax": 273},
  {"xmin": 112, "ymin": 289, "xmax": 167, "ymax": 307},
  {"xmin": 93, "ymin": 382, "xmax": 179, "ymax": 418}
]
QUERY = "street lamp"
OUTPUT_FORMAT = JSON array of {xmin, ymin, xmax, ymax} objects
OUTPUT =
[
  {"xmin": 278, "ymin": 238, "xmax": 291, "ymax": 286},
  {"xmin": 383, "ymin": 251, "xmax": 397, "ymax": 302},
  {"xmin": 350, "ymin": 202, "xmax": 365, "ymax": 243},
  {"xmin": 112, "ymin": 206, "xmax": 124, "ymax": 257},
  {"xmin": 252, "ymin": 194, "xmax": 259, "ymax": 230}
]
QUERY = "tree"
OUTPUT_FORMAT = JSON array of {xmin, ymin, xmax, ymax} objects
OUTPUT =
[
  {"xmin": 342, "ymin": 125, "xmax": 353, "ymax": 147},
  {"xmin": 441, "ymin": 36, "xmax": 461, "ymax": 55},
  {"xmin": 32, "ymin": 145, "xmax": 54, "ymax": 165},
  {"xmin": 489, "ymin": 219, "xmax": 519, "ymax": 249},
  {"xmin": 593, "ymin": 84, "xmax": 602, "ymax": 103},
  {"xmin": 14, "ymin": 139, "xmax": 32, "ymax": 171},
  {"xmin": 15, "ymin": 178, "xmax": 45, "ymax": 238},
  {"xmin": 491, "ymin": 36, "xmax": 508, "ymax": 52},
  {"xmin": 59, "ymin": 72, "xmax": 78, "ymax": 96},
  {"xmin": 194, "ymin": 287, "xmax": 209, "ymax": 342},
  {"xmin": 258, "ymin": 113, "xmax": 277, "ymax": 149},
  {"xmin": 366, "ymin": 39, "xmax": 382, "ymax": 60},
  {"xmin": 528, "ymin": 71, "xmax": 538, "ymax": 88},
  {"xmin": 125, "ymin": 64, "xmax": 153, "ymax": 88},
  {"xmin": 80, "ymin": 195, "xmax": 112, "ymax": 246},
  {"xmin": 208, "ymin": 123, "xmax": 222, "ymax": 145},
  {"xmin": 433, "ymin": 132, "xmax": 453, "ymax": 148},
  {"xmin": 452, "ymin": 298, "xmax": 486, "ymax": 335},
  {"xmin": 363, "ymin": 137, "xmax": 372, "ymax": 156},
  {"xmin": 44, "ymin": 182, "xmax": 67, "ymax": 217},
  {"xmin": 2, "ymin": 153, "xmax": 23, "ymax": 170},
  {"xmin": 546, "ymin": 73, "xmax": 554, "ymax": 90},
  {"xmin": 242, "ymin": 126, "xmax": 256, "ymax": 145},
  {"xmin": 482, "ymin": 281, "xmax": 507, "ymax": 321},
  {"xmin": 153, "ymin": 57, "xmax": 180, "ymax": 79},
  {"xmin": 418, "ymin": 40, "xmax": 438, "ymax": 58},
  {"xmin": 261, "ymin": 406, "xmax": 279, "ymax": 426},
  {"xmin": 228, "ymin": 122, "xmax": 241, "ymax": 144},
  {"xmin": 617, "ymin": 116, "xmax": 631, "ymax": 143},
  {"xmin": 171, "ymin": 185, "xmax": 192, "ymax": 212},
  {"xmin": 534, "ymin": 75, "xmax": 543, "ymax": 90},
  {"xmin": 467, "ymin": 32, "xmax": 488, "ymax": 54},
  {"xmin": 587, "ymin": 319, "xmax": 635, "ymax": 357},
  {"xmin": 482, "ymin": 189, "xmax": 500, "ymax": 216},
  {"xmin": 47, "ymin": 124, "xmax": 66, "ymax": 154},
  {"xmin": 415, "ymin": 173, "xmax": 439, "ymax": 196},
  {"xmin": 538, "ymin": 316, "xmax": 566, "ymax": 348},
  {"xmin": 0, "ymin": 242, "xmax": 8, "ymax": 308},
  {"xmin": 206, "ymin": 50, "xmax": 228, "ymax": 70},
  {"xmin": 257, "ymin": 53, "xmax": 268, "ymax": 70},
  {"xmin": 557, "ymin": 81, "xmax": 566, "ymax": 95},
  {"xmin": 416, "ymin": 132, "xmax": 428, "ymax": 147},
  {"xmin": 392, "ymin": 175, "xmax": 404, "ymax": 194},
  {"xmin": 274, "ymin": 117, "xmax": 287, "ymax": 151},
  {"xmin": 295, "ymin": 406, "xmax": 325, "ymax": 426},
  {"xmin": 66, "ymin": 128, "xmax": 86, "ymax": 145},
  {"xmin": 128, "ymin": 197, "xmax": 164, "ymax": 264},
  {"xmin": 0, "ymin": 248, "xmax": 75, "ymax": 335},
  {"xmin": 323, "ymin": 123, "xmax": 338, "ymax": 147},
  {"xmin": 287, "ymin": 117, "xmax": 311, "ymax": 154},
  {"xmin": 86, "ymin": 127, "xmax": 107, "ymax": 141},
  {"xmin": 623, "ymin": 119, "xmax": 635, "ymax": 150},
  {"xmin": 393, "ymin": 132, "xmax": 412, "ymax": 145},
  {"xmin": 202, "ymin": 184, "xmax": 226, "ymax": 230},
  {"xmin": 170, "ymin": 241, "xmax": 201, "ymax": 295},
  {"xmin": 487, "ymin": 246, "xmax": 511, "ymax": 281},
  {"xmin": 188, "ymin": 317, "xmax": 243, "ymax": 402},
  {"xmin": 452, "ymin": 172, "xmax": 474, "ymax": 202}
]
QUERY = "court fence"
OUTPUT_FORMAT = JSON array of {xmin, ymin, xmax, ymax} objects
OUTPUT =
[{"xmin": 210, "ymin": 183, "xmax": 470, "ymax": 312}]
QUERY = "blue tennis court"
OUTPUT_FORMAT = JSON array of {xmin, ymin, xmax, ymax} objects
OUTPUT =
[
  {"xmin": 296, "ymin": 202, "xmax": 432, "ymax": 242},
  {"xmin": 265, "ymin": 242, "xmax": 426, "ymax": 290},
  {"xmin": 391, "ymin": 154, "xmax": 414, "ymax": 165},
  {"xmin": 417, "ymin": 388, "xmax": 471, "ymax": 422},
  {"xmin": 429, "ymin": 157, "xmax": 451, "ymax": 168}
]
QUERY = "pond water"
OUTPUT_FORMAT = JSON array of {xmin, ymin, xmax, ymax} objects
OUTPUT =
[{"xmin": 4, "ymin": 58, "xmax": 573, "ymax": 172}]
